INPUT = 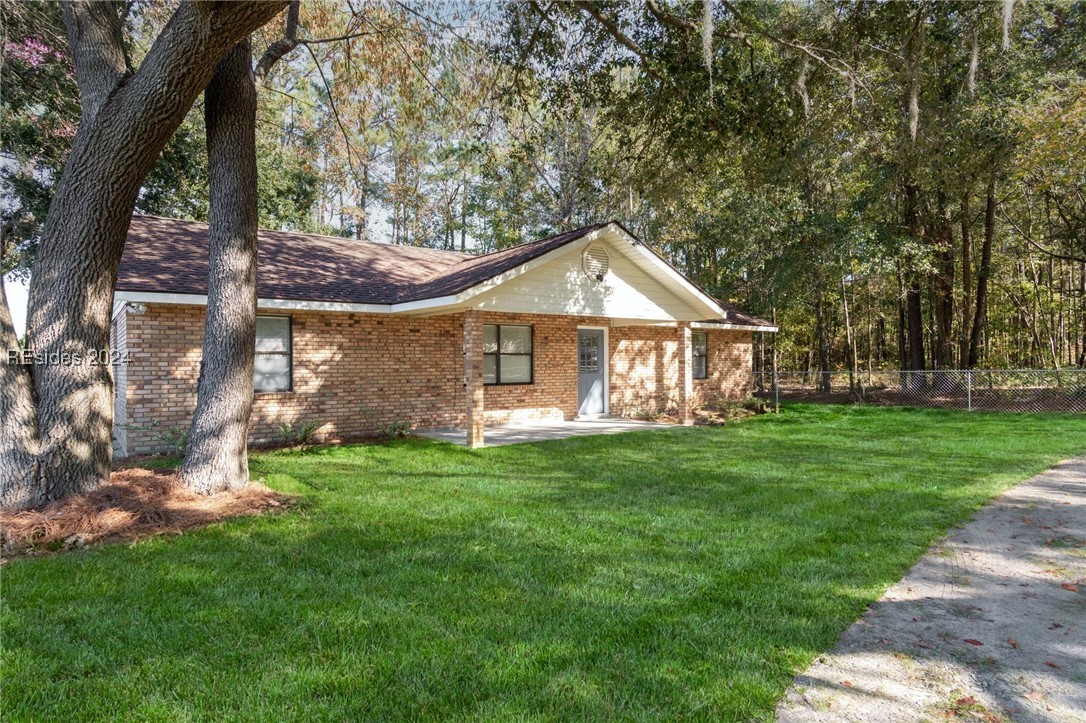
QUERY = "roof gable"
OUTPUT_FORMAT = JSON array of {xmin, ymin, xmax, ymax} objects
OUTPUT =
[{"xmin": 466, "ymin": 228, "xmax": 715, "ymax": 321}]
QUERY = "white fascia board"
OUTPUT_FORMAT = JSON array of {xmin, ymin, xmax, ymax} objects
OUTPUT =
[
  {"xmin": 611, "ymin": 318, "xmax": 777, "ymax": 332},
  {"xmin": 691, "ymin": 321, "xmax": 779, "ymax": 332},
  {"xmin": 609, "ymin": 318, "xmax": 677, "ymax": 327},
  {"xmin": 388, "ymin": 295, "xmax": 461, "ymax": 314},
  {"xmin": 607, "ymin": 225, "xmax": 726, "ymax": 319},
  {"xmin": 113, "ymin": 290, "xmax": 391, "ymax": 314}
]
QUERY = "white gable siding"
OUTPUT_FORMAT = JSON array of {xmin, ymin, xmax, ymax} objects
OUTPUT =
[{"xmin": 471, "ymin": 240, "xmax": 703, "ymax": 321}]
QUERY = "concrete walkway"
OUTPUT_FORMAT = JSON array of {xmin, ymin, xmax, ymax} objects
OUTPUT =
[
  {"xmin": 777, "ymin": 458, "xmax": 1086, "ymax": 723},
  {"xmin": 417, "ymin": 418, "xmax": 675, "ymax": 447}
]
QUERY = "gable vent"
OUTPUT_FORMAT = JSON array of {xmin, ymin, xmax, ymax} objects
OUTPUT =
[{"xmin": 582, "ymin": 245, "xmax": 610, "ymax": 281}]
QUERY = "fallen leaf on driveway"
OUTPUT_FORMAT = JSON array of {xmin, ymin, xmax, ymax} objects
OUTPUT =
[
  {"xmin": 1008, "ymin": 637, "xmax": 1018, "ymax": 649},
  {"xmin": 1044, "ymin": 661, "xmax": 1062, "ymax": 669},
  {"xmin": 963, "ymin": 639, "xmax": 984, "ymax": 646},
  {"xmin": 1061, "ymin": 583, "xmax": 1079, "ymax": 592},
  {"xmin": 1025, "ymin": 691, "xmax": 1044, "ymax": 701},
  {"xmin": 841, "ymin": 680, "xmax": 853, "ymax": 688}
]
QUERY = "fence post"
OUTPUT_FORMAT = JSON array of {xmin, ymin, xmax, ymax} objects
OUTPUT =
[
  {"xmin": 966, "ymin": 370, "xmax": 972, "ymax": 412},
  {"xmin": 774, "ymin": 370, "xmax": 780, "ymax": 413}
]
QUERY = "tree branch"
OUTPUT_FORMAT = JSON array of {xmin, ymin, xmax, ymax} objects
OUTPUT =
[
  {"xmin": 721, "ymin": 0, "xmax": 870, "ymax": 98},
  {"xmin": 254, "ymin": 0, "xmax": 299, "ymax": 88},
  {"xmin": 254, "ymin": 2, "xmax": 376, "ymax": 88},
  {"xmin": 646, "ymin": 0, "xmax": 697, "ymax": 32},
  {"xmin": 1001, "ymin": 208, "xmax": 1086, "ymax": 264},
  {"xmin": 570, "ymin": 0, "xmax": 663, "ymax": 81},
  {"xmin": 62, "ymin": 0, "xmax": 129, "ymax": 127}
]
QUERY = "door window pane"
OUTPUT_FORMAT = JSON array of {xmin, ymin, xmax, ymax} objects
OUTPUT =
[{"xmin": 579, "ymin": 334, "xmax": 599, "ymax": 372}]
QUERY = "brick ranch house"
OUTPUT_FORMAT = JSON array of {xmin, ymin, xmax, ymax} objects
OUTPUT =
[{"xmin": 110, "ymin": 216, "xmax": 776, "ymax": 454}]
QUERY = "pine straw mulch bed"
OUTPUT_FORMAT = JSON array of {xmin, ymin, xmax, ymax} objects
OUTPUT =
[{"xmin": 0, "ymin": 468, "xmax": 295, "ymax": 561}]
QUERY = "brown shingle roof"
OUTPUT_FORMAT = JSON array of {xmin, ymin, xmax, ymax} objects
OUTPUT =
[
  {"xmin": 117, "ymin": 216, "xmax": 605, "ymax": 304},
  {"xmin": 117, "ymin": 215, "xmax": 468, "ymax": 304},
  {"xmin": 117, "ymin": 216, "xmax": 773, "ymax": 328},
  {"xmin": 704, "ymin": 301, "xmax": 776, "ymax": 328}
]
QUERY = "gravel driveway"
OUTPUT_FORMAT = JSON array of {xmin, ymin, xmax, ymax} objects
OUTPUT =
[{"xmin": 777, "ymin": 458, "xmax": 1086, "ymax": 722}]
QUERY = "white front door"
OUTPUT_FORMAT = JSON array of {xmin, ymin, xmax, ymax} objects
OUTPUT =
[{"xmin": 577, "ymin": 329, "xmax": 606, "ymax": 415}]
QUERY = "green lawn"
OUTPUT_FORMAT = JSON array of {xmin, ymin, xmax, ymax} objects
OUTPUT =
[{"xmin": 3, "ymin": 405, "xmax": 1085, "ymax": 721}]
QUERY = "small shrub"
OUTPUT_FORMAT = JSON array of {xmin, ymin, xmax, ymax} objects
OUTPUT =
[
  {"xmin": 360, "ymin": 408, "xmax": 414, "ymax": 440},
  {"xmin": 280, "ymin": 420, "xmax": 320, "ymax": 448},
  {"xmin": 623, "ymin": 407, "xmax": 666, "ymax": 422},
  {"xmin": 694, "ymin": 396, "xmax": 770, "ymax": 425},
  {"xmin": 120, "ymin": 420, "xmax": 190, "ymax": 456},
  {"xmin": 374, "ymin": 419, "xmax": 413, "ymax": 439}
]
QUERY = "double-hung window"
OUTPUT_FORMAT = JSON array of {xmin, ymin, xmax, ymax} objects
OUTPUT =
[
  {"xmin": 254, "ymin": 316, "xmax": 292, "ymax": 392},
  {"xmin": 692, "ymin": 332, "xmax": 708, "ymax": 380},
  {"xmin": 483, "ymin": 324, "xmax": 533, "ymax": 385}
]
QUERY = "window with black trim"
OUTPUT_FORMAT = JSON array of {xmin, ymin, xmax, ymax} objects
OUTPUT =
[
  {"xmin": 692, "ymin": 332, "xmax": 708, "ymax": 380},
  {"xmin": 483, "ymin": 324, "xmax": 533, "ymax": 385},
  {"xmin": 254, "ymin": 315, "xmax": 292, "ymax": 392}
]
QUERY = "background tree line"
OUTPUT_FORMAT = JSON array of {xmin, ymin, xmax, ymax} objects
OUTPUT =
[{"xmin": 7, "ymin": 2, "xmax": 1083, "ymax": 376}]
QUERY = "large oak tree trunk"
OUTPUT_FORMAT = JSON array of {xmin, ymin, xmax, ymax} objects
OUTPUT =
[
  {"xmin": 1, "ymin": 1, "xmax": 286, "ymax": 509},
  {"xmin": 0, "ymin": 275, "xmax": 42, "ymax": 509},
  {"xmin": 180, "ymin": 39, "xmax": 259, "ymax": 494},
  {"xmin": 968, "ymin": 181, "xmax": 997, "ymax": 368}
]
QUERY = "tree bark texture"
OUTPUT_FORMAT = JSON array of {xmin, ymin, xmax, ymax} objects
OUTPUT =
[
  {"xmin": 968, "ymin": 181, "xmax": 997, "ymax": 368},
  {"xmin": 903, "ymin": 180, "xmax": 926, "ymax": 379},
  {"xmin": 932, "ymin": 216, "xmax": 956, "ymax": 369},
  {"xmin": 906, "ymin": 278, "xmax": 926, "ymax": 373},
  {"xmin": 1, "ymin": 1, "xmax": 286, "ymax": 509},
  {"xmin": 180, "ymin": 39, "xmax": 259, "ymax": 494},
  {"xmin": 959, "ymin": 193, "xmax": 973, "ymax": 366},
  {"xmin": 0, "ymin": 276, "xmax": 42, "ymax": 509},
  {"xmin": 814, "ymin": 290, "xmax": 831, "ymax": 391}
]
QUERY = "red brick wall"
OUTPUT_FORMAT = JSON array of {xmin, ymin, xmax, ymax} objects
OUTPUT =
[
  {"xmin": 693, "ymin": 329, "xmax": 755, "ymax": 404},
  {"xmin": 117, "ymin": 305, "xmax": 753, "ymax": 455},
  {"xmin": 607, "ymin": 326, "xmax": 753, "ymax": 416}
]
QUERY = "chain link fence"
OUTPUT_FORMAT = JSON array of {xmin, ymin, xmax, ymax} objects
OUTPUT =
[{"xmin": 753, "ymin": 369, "xmax": 1086, "ymax": 413}]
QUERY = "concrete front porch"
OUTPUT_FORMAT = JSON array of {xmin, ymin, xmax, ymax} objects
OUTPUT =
[{"xmin": 417, "ymin": 418, "xmax": 675, "ymax": 447}]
